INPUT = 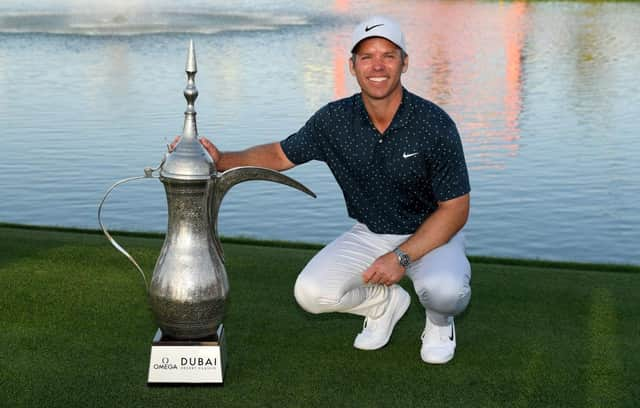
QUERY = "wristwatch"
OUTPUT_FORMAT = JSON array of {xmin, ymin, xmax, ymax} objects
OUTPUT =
[{"xmin": 392, "ymin": 247, "xmax": 411, "ymax": 268}]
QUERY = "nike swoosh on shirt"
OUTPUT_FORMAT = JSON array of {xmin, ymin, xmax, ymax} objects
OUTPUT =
[
  {"xmin": 402, "ymin": 152, "xmax": 419, "ymax": 159},
  {"xmin": 365, "ymin": 24, "xmax": 384, "ymax": 32},
  {"xmin": 449, "ymin": 326, "xmax": 455, "ymax": 341}
]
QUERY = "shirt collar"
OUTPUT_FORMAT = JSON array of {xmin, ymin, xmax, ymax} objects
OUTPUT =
[{"xmin": 355, "ymin": 87, "xmax": 414, "ymax": 133}]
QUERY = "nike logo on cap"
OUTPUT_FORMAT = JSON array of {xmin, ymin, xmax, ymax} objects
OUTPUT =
[
  {"xmin": 403, "ymin": 152, "xmax": 419, "ymax": 159},
  {"xmin": 365, "ymin": 24, "xmax": 384, "ymax": 32}
]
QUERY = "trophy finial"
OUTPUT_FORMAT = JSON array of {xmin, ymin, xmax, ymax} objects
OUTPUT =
[
  {"xmin": 183, "ymin": 40, "xmax": 198, "ymax": 118},
  {"xmin": 186, "ymin": 39, "xmax": 197, "ymax": 73}
]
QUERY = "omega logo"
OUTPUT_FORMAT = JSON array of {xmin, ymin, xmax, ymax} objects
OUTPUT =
[{"xmin": 153, "ymin": 356, "xmax": 177, "ymax": 370}]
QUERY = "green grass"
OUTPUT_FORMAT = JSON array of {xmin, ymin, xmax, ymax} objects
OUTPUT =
[{"xmin": 1, "ymin": 225, "xmax": 638, "ymax": 407}]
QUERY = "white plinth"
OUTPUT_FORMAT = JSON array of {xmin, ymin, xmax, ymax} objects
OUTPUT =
[{"xmin": 147, "ymin": 324, "xmax": 227, "ymax": 384}]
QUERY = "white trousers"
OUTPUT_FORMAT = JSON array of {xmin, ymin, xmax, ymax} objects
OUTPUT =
[{"xmin": 294, "ymin": 223, "xmax": 471, "ymax": 324}]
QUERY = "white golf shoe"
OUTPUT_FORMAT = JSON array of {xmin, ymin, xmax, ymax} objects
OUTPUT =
[
  {"xmin": 353, "ymin": 285, "xmax": 411, "ymax": 350},
  {"xmin": 421, "ymin": 315, "xmax": 456, "ymax": 364}
]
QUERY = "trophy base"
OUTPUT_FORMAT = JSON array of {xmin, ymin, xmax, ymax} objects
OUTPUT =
[{"xmin": 147, "ymin": 324, "xmax": 227, "ymax": 384}]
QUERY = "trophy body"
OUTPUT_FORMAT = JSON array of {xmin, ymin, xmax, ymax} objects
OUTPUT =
[{"xmin": 150, "ymin": 178, "xmax": 228, "ymax": 340}]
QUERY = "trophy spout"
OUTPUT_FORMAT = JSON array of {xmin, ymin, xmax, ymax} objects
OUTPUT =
[{"xmin": 210, "ymin": 166, "xmax": 316, "ymax": 261}]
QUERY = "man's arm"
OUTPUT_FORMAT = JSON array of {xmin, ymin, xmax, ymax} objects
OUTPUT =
[
  {"xmin": 198, "ymin": 138, "xmax": 295, "ymax": 172},
  {"xmin": 362, "ymin": 193, "xmax": 470, "ymax": 285}
]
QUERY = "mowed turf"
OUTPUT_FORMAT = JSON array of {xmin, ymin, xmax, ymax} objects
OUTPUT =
[{"xmin": 1, "ymin": 225, "xmax": 638, "ymax": 407}]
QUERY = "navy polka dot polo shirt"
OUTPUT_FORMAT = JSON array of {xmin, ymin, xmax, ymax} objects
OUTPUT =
[{"xmin": 281, "ymin": 88, "xmax": 470, "ymax": 235}]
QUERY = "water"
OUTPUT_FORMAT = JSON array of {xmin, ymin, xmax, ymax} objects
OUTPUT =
[{"xmin": 0, "ymin": 0, "xmax": 638, "ymax": 265}]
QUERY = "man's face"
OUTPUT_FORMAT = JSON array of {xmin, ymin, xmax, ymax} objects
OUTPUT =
[{"xmin": 349, "ymin": 37, "xmax": 408, "ymax": 101}]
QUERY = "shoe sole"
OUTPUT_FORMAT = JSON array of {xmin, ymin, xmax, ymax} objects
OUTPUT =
[
  {"xmin": 421, "ymin": 321, "xmax": 455, "ymax": 364},
  {"xmin": 421, "ymin": 351, "xmax": 455, "ymax": 364},
  {"xmin": 354, "ymin": 288, "xmax": 411, "ymax": 350}
]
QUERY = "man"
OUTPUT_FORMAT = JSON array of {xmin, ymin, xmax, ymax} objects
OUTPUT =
[{"xmin": 199, "ymin": 16, "xmax": 471, "ymax": 364}]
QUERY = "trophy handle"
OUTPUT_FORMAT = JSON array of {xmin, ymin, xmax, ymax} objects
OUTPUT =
[
  {"xmin": 98, "ymin": 165, "xmax": 162, "ymax": 290},
  {"xmin": 210, "ymin": 166, "xmax": 316, "ymax": 263}
]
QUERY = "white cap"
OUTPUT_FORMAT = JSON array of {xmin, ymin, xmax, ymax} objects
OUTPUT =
[{"xmin": 351, "ymin": 16, "xmax": 406, "ymax": 54}]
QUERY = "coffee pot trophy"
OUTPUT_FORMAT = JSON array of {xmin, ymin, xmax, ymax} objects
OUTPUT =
[{"xmin": 98, "ymin": 40, "xmax": 315, "ymax": 384}]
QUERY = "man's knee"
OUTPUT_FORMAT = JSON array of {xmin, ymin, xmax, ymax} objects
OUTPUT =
[
  {"xmin": 293, "ymin": 273, "xmax": 339, "ymax": 314},
  {"xmin": 413, "ymin": 273, "xmax": 471, "ymax": 316}
]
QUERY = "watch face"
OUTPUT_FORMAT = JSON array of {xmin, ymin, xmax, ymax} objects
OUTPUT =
[{"xmin": 393, "ymin": 248, "xmax": 410, "ymax": 267}]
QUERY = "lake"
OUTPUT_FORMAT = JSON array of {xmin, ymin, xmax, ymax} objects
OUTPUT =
[{"xmin": 0, "ymin": 0, "xmax": 638, "ymax": 265}]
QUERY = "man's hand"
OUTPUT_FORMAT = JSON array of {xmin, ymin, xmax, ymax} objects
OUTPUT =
[
  {"xmin": 168, "ymin": 135, "xmax": 180, "ymax": 152},
  {"xmin": 362, "ymin": 252, "xmax": 406, "ymax": 286},
  {"xmin": 167, "ymin": 136, "xmax": 221, "ymax": 164},
  {"xmin": 199, "ymin": 137, "xmax": 221, "ymax": 163}
]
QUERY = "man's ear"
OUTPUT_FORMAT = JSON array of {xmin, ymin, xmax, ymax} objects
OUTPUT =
[
  {"xmin": 348, "ymin": 56, "xmax": 356, "ymax": 76},
  {"xmin": 402, "ymin": 55, "xmax": 409, "ymax": 73}
]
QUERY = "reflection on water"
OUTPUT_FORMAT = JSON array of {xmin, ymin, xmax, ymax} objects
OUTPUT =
[{"xmin": 0, "ymin": 0, "xmax": 638, "ymax": 265}]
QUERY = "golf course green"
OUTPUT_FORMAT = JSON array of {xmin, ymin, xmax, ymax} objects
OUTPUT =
[{"xmin": 1, "ymin": 224, "xmax": 638, "ymax": 407}]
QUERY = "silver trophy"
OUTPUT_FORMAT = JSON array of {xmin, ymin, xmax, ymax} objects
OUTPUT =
[{"xmin": 98, "ymin": 40, "xmax": 315, "ymax": 383}]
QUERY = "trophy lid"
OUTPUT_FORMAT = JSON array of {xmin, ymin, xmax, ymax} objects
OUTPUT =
[{"xmin": 160, "ymin": 40, "xmax": 216, "ymax": 181}]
